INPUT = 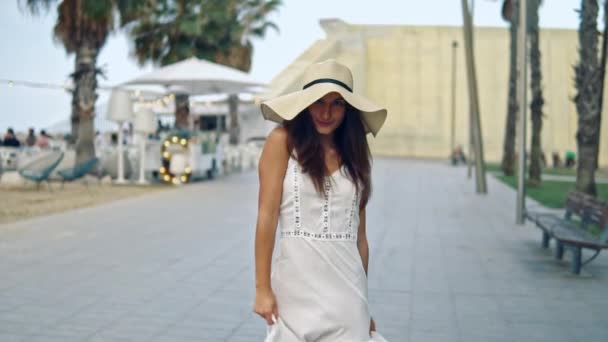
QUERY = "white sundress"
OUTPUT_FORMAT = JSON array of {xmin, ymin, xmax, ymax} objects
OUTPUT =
[{"xmin": 266, "ymin": 156, "xmax": 388, "ymax": 342}]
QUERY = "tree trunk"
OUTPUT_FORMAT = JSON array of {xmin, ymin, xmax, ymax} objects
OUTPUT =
[
  {"xmin": 70, "ymin": 90, "xmax": 79, "ymax": 144},
  {"xmin": 501, "ymin": 0, "xmax": 518, "ymax": 176},
  {"xmin": 574, "ymin": 0, "xmax": 601, "ymax": 196},
  {"xmin": 73, "ymin": 44, "xmax": 99, "ymax": 165},
  {"xmin": 228, "ymin": 94, "xmax": 240, "ymax": 145},
  {"xmin": 174, "ymin": 93, "xmax": 190, "ymax": 129},
  {"xmin": 214, "ymin": 42, "xmax": 252, "ymax": 72},
  {"xmin": 577, "ymin": 143, "xmax": 598, "ymax": 194},
  {"xmin": 528, "ymin": 0, "xmax": 544, "ymax": 186}
]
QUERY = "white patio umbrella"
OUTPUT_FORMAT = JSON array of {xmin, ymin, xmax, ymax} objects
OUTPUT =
[{"xmin": 122, "ymin": 57, "xmax": 265, "ymax": 95}]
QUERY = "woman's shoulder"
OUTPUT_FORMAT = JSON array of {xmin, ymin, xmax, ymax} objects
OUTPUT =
[
  {"xmin": 266, "ymin": 126, "xmax": 288, "ymax": 143},
  {"xmin": 266, "ymin": 126, "xmax": 291, "ymax": 152},
  {"xmin": 261, "ymin": 126, "xmax": 290, "ymax": 163}
]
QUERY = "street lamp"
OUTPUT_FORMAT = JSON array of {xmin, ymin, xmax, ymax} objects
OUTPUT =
[
  {"xmin": 106, "ymin": 89, "xmax": 134, "ymax": 184},
  {"xmin": 516, "ymin": 0, "xmax": 528, "ymax": 224},
  {"xmin": 461, "ymin": 0, "xmax": 488, "ymax": 194},
  {"xmin": 134, "ymin": 107, "xmax": 156, "ymax": 185},
  {"xmin": 450, "ymin": 40, "xmax": 459, "ymax": 162}
]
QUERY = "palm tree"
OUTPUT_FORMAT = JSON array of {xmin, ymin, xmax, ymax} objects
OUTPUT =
[
  {"xmin": 128, "ymin": 0, "xmax": 281, "ymax": 140},
  {"xmin": 574, "ymin": 0, "xmax": 602, "ymax": 196},
  {"xmin": 214, "ymin": 0, "xmax": 282, "ymax": 144},
  {"xmin": 215, "ymin": 0, "xmax": 282, "ymax": 72},
  {"xmin": 528, "ymin": 0, "xmax": 544, "ymax": 186},
  {"xmin": 22, "ymin": 0, "xmax": 144, "ymax": 164},
  {"xmin": 501, "ymin": 0, "xmax": 518, "ymax": 176}
]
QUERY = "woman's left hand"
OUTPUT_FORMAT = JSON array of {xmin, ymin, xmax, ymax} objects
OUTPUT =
[{"xmin": 369, "ymin": 317, "xmax": 376, "ymax": 336}]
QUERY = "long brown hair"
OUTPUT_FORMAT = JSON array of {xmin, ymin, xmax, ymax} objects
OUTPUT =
[{"xmin": 283, "ymin": 104, "xmax": 372, "ymax": 209}]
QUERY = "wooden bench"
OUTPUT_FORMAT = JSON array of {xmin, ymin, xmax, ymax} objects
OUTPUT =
[{"xmin": 525, "ymin": 192, "xmax": 608, "ymax": 274}]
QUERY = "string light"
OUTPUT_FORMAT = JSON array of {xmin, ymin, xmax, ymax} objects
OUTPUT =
[
  {"xmin": 0, "ymin": 78, "xmax": 80, "ymax": 91},
  {"xmin": 160, "ymin": 134, "xmax": 192, "ymax": 185},
  {"xmin": 0, "ymin": 79, "xmax": 252, "ymax": 108}
]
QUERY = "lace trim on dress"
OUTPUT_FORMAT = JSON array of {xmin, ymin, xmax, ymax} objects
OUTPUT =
[
  {"xmin": 322, "ymin": 177, "xmax": 331, "ymax": 233},
  {"xmin": 293, "ymin": 161, "xmax": 302, "ymax": 232},
  {"xmin": 288, "ymin": 158, "xmax": 358, "ymax": 242},
  {"xmin": 281, "ymin": 230, "xmax": 357, "ymax": 241},
  {"xmin": 347, "ymin": 190, "xmax": 359, "ymax": 234}
]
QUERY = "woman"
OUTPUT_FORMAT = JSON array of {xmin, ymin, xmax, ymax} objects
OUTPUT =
[
  {"xmin": 35, "ymin": 130, "xmax": 52, "ymax": 149},
  {"xmin": 254, "ymin": 60, "xmax": 388, "ymax": 341}
]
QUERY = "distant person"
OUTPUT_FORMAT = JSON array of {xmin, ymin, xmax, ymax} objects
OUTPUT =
[
  {"xmin": 540, "ymin": 151, "xmax": 547, "ymax": 167},
  {"xmin": 25, "ymin": 128, "xmax": 37, "ymax": 147},
  {"xmin": 35, "ymin": 130, "xmax": 51, "ymax": 149},
  {"xmin": 565, "ymin": 151, "xmax": 576, "ymax": 168},
  {"xmin": 3, "ymin": 128, "xmax": 21, "ymax": 147},
  {"xmin": 552, "ymin": 152, "xmax": 562, "ymax": 168},
  {"xmin": 110, "ymin": 132, "xmax": 118, "ymax": 146},
  {"xmin": 451, "ymin": 145, "xmax": 467, "ymax": 165}
]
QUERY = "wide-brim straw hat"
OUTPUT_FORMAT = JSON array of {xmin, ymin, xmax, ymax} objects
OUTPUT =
[{"xmin": 260, "ymin": 59, "xmax": 387, "ymax": 136}]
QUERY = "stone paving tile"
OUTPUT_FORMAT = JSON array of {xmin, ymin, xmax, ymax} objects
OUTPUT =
[
  {"xmin": 0, "ymin": 332, "xmax": 28, "ymax": 342},
  {"xmin": 510, "ymin": 322, "xmax": 575, "ymax": 342},
  {"xmin": 410, "ymin": 331, "xmax": 456, "ymax": 342},
  {"xmin": 1, "ymin": 159, "xmax": 608, "ymax": 341}
]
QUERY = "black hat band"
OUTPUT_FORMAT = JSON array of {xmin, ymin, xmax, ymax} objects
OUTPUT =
[{"xmin": 302, "ymin": 78, "xmax": 353, "ymax": 92}]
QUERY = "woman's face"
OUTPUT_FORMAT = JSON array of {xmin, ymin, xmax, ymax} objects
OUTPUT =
[{"xmin": 307, "ymin": 92, "xmax": 346, "ymax": 135}]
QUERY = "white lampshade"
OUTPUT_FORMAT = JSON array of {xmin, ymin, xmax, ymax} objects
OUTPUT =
[
  {"xmin": 134, "ymin": 108, "xmax": 156, "ymax": 134},
  {"xmin": 106, "ymin": 89, "xmax": 134, "ymax": 122}
]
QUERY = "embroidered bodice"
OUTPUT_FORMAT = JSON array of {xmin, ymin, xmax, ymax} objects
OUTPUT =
[{"xmin": 279, "ymin": 156, "xmax": 361, "ymax": 242}]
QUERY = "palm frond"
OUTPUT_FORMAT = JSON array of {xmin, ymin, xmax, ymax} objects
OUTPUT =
[{"xmin": 20, "ymin": 0, "xmax": 57, "ymax": 15}]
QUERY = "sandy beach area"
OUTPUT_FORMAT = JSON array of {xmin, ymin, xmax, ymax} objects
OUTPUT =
[{"xmin": 0, "ymin": 175, "xmax": 168, "ymax": 225}]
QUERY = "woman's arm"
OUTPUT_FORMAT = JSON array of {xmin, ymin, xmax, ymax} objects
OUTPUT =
[
  {"xmin": 357, "ymin": 208, "xmax": 376, "ymax": 334},
  {"xmin": 357, "ymin": 208, "xmax": 369, "ymax": 275},
  {"xmin": 357, "ymin": 208, "xmax": 376, "ymax": 336},
  {"xmin": 254, "ymin": 127, "xmax": 289, "ymax": 324}
]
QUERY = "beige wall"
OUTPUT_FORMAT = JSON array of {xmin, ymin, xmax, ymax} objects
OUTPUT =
[
  {"xmin": 364, "ymin": 24, "xmax": 608, "ymax": 166},
  {"xmin": 265, "ymin": 21, "xmax": 608, "ymax": 166}
]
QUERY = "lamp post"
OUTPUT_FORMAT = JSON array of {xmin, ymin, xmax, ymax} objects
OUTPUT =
[
  {"xmin": 134, "ymin": 107, "xmax": 156, "ymax": 185},
  {"xmin": 461, "ymin": 0, "xmax": 488, "ymax": 194},
  {"xmin": 516, "ymin": 0, "xmax": 528, "ymax": 224},
  {"xmin": 106, "ymin": 89, "xmax": 134, "ymax": 184},
  {"xmin": 450, "ymin": 40, "xmax": 459, "ymax": 161}
]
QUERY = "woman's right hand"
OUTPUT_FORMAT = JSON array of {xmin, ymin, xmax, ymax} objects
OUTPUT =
[{"xmin": 254, "ymin": 288, "xmax": 278, "ymax": 325}]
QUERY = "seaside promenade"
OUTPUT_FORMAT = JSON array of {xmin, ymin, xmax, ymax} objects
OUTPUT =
[{"xmin": 0, "ymin": 158, "xmax": 607, "ymax": 342}]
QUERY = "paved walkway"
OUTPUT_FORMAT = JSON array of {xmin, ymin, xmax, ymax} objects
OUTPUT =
[{"xmin": 0, "ymin": 159, "xmax": 607, "ymax": 342}]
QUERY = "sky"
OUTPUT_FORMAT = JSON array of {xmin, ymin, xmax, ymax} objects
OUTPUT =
[{"xmin": 0, "ymin": 0, "xmax": 587, "ymax": 132}]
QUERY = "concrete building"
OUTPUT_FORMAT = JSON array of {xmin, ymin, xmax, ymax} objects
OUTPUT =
[{"xmin": 261, "ymin": 19, "xmax": 608, "ymax": 167}]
